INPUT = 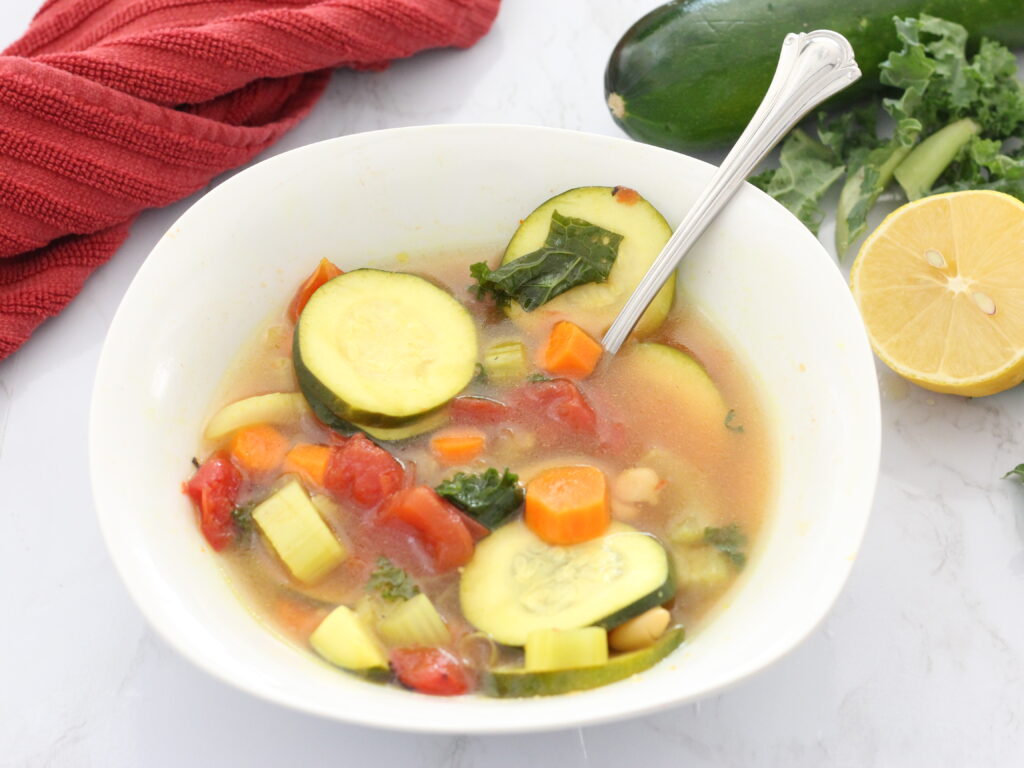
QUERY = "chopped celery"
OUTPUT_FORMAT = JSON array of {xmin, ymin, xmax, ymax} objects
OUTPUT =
[
  {"xmin": 482, "ymin": 340, "xmax": 528, "ymax": 384},
  {"xmin": 668, "ymin": 515, "xmax": 705, "ymax": 547},
  {"xmin": 525, "ymin": 627, "xmax": 609, "ymax": 672},
  {"xmin": 376, "ymin": 593, "xmax": 452, "ymax": 648},
  {"xmin": 252, "ymin": 480, "xmax": 346, "ymax": 584},
  {"xmin": 672, "ymin": 546, "xmax": 733, "ymax": 593}
]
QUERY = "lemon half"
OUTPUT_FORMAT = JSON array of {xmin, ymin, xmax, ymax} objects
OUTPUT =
[{"xmin": 850, "ymin": 190, "xmax": 1024, "ymax": 397}]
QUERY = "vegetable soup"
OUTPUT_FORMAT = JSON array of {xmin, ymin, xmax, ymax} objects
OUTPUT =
[{"xmin": 183, "ymin": 186, "xmax": 774, "ymax": 697}]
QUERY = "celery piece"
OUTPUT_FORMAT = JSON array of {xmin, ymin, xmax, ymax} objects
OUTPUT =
[
  {"xmin": 376, "ymin": 593, "xmax": 452, "ymax": 648},
  {"xmin": 482, "ymin": 340, "xmax": 528, "ymax": 384},
  {"xmin": 525, "ymin": 627, "xmax": 609, "ymax": 672},
  {"xmin": 252, "ymin": 480, "xmax": 346, "ymax": 584}
]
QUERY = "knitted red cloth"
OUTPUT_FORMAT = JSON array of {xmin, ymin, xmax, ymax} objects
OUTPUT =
[{"xmin": 0, "ymin": 0, "xmax": 499, "ymax": 358}]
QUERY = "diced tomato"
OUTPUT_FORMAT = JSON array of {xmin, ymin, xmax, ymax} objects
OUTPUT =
[
  {"xmin": 184, "ymin": 452, "xmax": 242, "ymax": 551},
  {"xmin": 454, "ymin": 509, "xmax": 490, "ymax": 541},
  {"xmin": 390, "ymin": 647, "xmax": 472, "ymax": 696},
  {"xmin": 324, "ymin": 433, "xmax": 404, "ymax": 509},
  {"xmin": 448, "ymin": 396, "xmax": 510, "ymax": 425},
  {"xmin": 381, "ymin": 486, "xmax": 474, "ymax": 573},
  {"xmin": 288, "ymin": 258, "xmax": 342, "ymax": 323},
  {"xmin": 511, "ymin": 378, "xmax": 597, "ymax": 442}
]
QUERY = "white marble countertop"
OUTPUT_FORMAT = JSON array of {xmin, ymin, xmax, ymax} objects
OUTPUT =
[{"xmin": 2, "ymin": 1, "xmax": 1023, "ymax": 765}]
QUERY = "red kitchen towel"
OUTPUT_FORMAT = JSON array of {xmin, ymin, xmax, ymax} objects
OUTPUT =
[{"xmin": 0, "ymin": 0, "xmax": 500, "ymax": 359}]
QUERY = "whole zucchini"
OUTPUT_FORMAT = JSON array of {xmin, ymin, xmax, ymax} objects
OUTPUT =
[{"xmin": 605, "ymin": 0, "xmax": 1024, "ymax": 151}]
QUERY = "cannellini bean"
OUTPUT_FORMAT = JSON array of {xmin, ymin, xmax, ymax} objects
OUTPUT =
[
  {"xmin": 611, "ymin": 498, "xmax": 641, "ymax": 521},
  {"xmin": 613, "ymin": 467, "xmax": 662, "ymax": 505},
  {"xmin": 609, "ymin": 607, "xmax": 672, "ymax": 652}
]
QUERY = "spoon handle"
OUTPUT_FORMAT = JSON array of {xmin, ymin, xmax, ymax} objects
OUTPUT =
[{"xmin": 601, "ymin": 30, "xmax": 861, "ymax": 355}]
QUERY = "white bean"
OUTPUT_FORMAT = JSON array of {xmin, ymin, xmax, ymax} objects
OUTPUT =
[
  {"xmin": 608, "ymin": 607, "xmax": 672, "ymax": 652},
  {"xmin": 613, "ymin": 467, "xmax": 662, "ymax": 505}
]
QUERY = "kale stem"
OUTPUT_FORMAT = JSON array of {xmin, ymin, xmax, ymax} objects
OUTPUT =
[
  {"xmin": 893, "ymin": 118, "xmax": 981, "ymax": 201},
  {"xmin": 835, "ymin": 142, "xmax": 915, "ymax": 257}
]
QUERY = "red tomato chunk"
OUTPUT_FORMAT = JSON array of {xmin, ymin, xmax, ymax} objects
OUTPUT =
[
  {"xmin": 288, "ymin": 258, "xmax": 342, "ymax": 323},
  {"xmin": 184, "ymin": 452, "xmax": 242, "ymax": 551},
  {"xmin": 324, "ymin": 433, "xmax": 404, "ymax": 509},
  {"xmin": 390, "ymin": 647, "xmax": 472, "ymax": 696},
  {"xmin": 511, "ymin": 379, "xmax": 597, "ymax": 442},
  {"xmin": 448, "ymin": 396, "xmax": 510, "ymax": 425},
  {"xmin": 382, "ymin": 486, "xmax": 475, "ymax": 573}
]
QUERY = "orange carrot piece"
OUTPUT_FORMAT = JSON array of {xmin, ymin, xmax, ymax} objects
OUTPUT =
[
  {"xmin": 229, "ymin": 424, "xmax": 289, "ymax": 475},
  {"xmin": 274, "ymin": 597, "xmax": 329, "ymax": 640},
  {"xmin": 540, "ymin": 320, "xmax": 603, "ymax": 379},
  {"xmin": 612, "ymin": 186, "xmax": 640, "ymax": 205},
  {"xmin": 429, "ymin": 429, "xmax": 486, "ymax": 465},
  {"xmin": 283, "ymin": 443, "xmax": 331, "ymax": 487},
  {"xmin": 288, "ymin": 258, "xmax": 342, "ymax": 323},
  {"xmin": 525, "ymin": 465, "xmax": 610, "ymax": 545}
]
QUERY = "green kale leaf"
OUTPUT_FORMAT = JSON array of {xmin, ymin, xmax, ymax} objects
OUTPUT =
[
  {"xmin": 231, "ymin": 503, "xmax": 256, "ymax": 540},
  {"xmin": 470, "ymin": 211, "xmax": 622, "ymax": 311},
  {"xmin": 752, "ymin": 14, "xmax": 1024, "ymax": 257},
  {"xmin": 436, "ymin": 468, "xmax": 524, "ymax": 530},
  {"xmin": 1003, "ymin": 465, "xmax": 1024, "ymax": 483},
  {"xmin": 367, "ymin": 556, "xmax": 419, "ymax": 602},
  {"xmin": 704, "ymin": 524, "xmax": 747, "ymax": 568},
  {"xmin": 749, "ymin": 129, "xmax": 845, "ymax": 234}
]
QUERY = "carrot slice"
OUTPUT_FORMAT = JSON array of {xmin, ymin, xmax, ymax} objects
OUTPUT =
[
  {"xmin": 429, "ymin": 429, "xmax": 486, "ymax": 465},
  {"xmin": 273, "ymin": 597, "xmax": 329, "ymax": 641},
  {"xmin": 283, "ymin": 443, "xmax": 331, "ymax": 487},
  {"xmin": 230, "ymin": 424, "xmax": 289, "ymax": 475},
  {"xmin": 288, "ymin": 258, "xmax": 342, "ymax": 323},
  {"xmin": 540, "ymin": 320, "xmax": 603, "ymax": 379},
  {"xmin": 525, "ymin": 465, "xmax": 610, "ymax": 545}
]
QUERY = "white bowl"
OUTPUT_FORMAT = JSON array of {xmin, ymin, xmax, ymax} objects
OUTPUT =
[{"xmin": 91, "ymin": 125, "xmax": 880, "ymax": 733}]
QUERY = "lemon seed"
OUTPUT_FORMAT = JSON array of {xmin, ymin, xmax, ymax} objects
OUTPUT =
[
  {"xmin": 925, "ymin": 249, "xmax": 946, "ymax": 268},
  {"xmin": 972, "ymin": 291, "xmax": 996, "ymax": 315}
]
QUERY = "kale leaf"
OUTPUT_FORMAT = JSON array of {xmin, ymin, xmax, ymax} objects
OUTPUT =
[
  {"xmin": 749, "ymin": 128, "xmax": 846, "ymax": 234},
  {"xmin": 367, "ymin": 556, "xmax": 419, "ymax": 602},
  {"xmin": 704, "ymin": 524, "xmax": 747, "ymax": 568},
  {"xmin": 752, "ymin": 14, "xmax": 1024, "ymax": 257},
  {"xmin": 436, "ymin": 468, "xmax": 524, "ymax": 530},
  {"xmin": 1003, "ymin": 465, "xmax": 1024, "ymax": 483},
  {"xmin": 231, "ymin": 503, "xmax": 256, "ymax": 540},
  {"xmin": 470, "ymin": 211, "xmax": 622, "ymax": 311}
]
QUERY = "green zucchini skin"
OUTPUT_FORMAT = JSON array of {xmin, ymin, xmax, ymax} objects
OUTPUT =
[
  {"xmin": 481, "ymin": 627, "xmax": 685, "ymax": 698},
  {"xmin": 293, "ymin": 269, "xmax": 476, "ymax": 428},
  {"xmin": 459, "ymin": 521, "xmax": 675, "ymax": 646},
  {"xmin": 606, "ymin": 0, "xmax": 1024, "ymax": 151}
]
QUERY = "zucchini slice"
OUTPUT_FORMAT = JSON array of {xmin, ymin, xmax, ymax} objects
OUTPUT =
[
  {"xmin": 626, "ymin": 343, "xmax": 726, "ymax": 420},
  {"xmin": 294, "ymin": 269, "xmax": 477, "ymax": 427},
  {"xmin": 305, "ymin": 389, "xmax": 449, "ymax": 443},
  {"xmin": 481, "ymin": 627, "xmax": 684, "ymax": 698},
  {"xmin": 310, "ymin": 605, "xmax": 389, "ymax": 673},
  {"xmin": 459, "ymin": 521, "xmax": 674, "ymax": 646},
  {"xmin": 502, "ymin": 187, "xmax": 674, "ymax": 339},
  {"xmin": 204, "ymin": 392, "xmax": 310, "ymax": 441}
]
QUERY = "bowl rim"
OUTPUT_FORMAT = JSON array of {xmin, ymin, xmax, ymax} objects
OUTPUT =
[{"xmin": 90, "ymin": 123, "xmax": 881, "ymax": 733}]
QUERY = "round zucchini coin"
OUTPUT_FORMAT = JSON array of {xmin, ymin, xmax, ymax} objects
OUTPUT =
[
  {"xmin": 294, "ymin": 269, "xmax": 477, "ymax": 427},
  {"xmin": 502, "ymin": 186, "xmax": 674, "ymax": 339},
  {"xmin": 459, "ymin": 520, "xmax": 675, "ymax": 646}
]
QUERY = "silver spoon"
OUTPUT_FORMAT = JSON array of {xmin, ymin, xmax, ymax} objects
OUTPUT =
[{"xmin": 601, "ymin": 30, "xmax": 861, "ymax": 355}]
